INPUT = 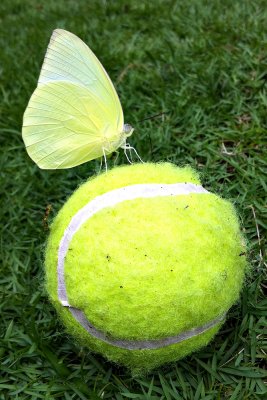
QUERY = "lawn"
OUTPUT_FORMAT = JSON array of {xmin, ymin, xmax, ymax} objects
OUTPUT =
[{"xmin": 0, "ymin": 0, "xmax": 266, "ymax": 399}]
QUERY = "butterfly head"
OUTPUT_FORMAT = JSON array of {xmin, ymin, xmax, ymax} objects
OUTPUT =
[{"xmin": 123, "ymin": 124, "xmax": 134, "ymax": 138}]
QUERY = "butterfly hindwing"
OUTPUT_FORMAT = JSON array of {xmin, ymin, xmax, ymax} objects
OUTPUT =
[{"xmin": 23, "ymin": 81, "xmax": 120, "ymax": 169}]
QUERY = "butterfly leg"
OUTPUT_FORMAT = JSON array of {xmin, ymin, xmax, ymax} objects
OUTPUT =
[
  {"xmin": 131, "ymin": 145, "xmax": 144, "ymax": 163},
  {"xmin": 98, "ymin": 156, "xmax": 103, "ymax": 174},
  {"xmin": 124, "ymin": 146, "xmax": 132, "ymax": 164},
  {"xmin": 124, "ymin": 143, "xmax": 144, "ymax": 163},
  {"xmin": 102, "ymin": 147, "xmax": 108, "ymax": 172},
  {"xmin": 127, "ymin": 144, "xmax": 134, "ymax": 163},
  {"xmin": 113, "ymin": 150, "xmax": 120, "ymax": 166}
]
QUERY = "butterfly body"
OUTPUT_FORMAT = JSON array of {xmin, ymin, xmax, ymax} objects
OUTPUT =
[{"xmin": 22, "ymin": 29, "xmax": 133, "ymax": 169}]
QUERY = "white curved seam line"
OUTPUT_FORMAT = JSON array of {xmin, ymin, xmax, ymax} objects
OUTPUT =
[
  {"xmin": 69, "ymin": 307, "xmax": 226, "ymax": 350},
  {"xmin": 56, "ymin": 182, "xmax": 218, "ymax": 349}
]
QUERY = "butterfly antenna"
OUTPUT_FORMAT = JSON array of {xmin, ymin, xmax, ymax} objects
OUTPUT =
[{"xmin": 137, "ymin": 111, "xmax": 170, "ymax": 123}]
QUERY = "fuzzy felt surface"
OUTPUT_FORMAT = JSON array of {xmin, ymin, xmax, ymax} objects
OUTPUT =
[{"xmin": 45, "ymin": 162, "xmax": 247, "ymax": 374}]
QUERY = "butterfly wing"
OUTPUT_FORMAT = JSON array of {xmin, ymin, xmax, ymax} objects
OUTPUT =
[{"xmin": 22, "ymin": 29, "xmax": 124, "ymax": 169}]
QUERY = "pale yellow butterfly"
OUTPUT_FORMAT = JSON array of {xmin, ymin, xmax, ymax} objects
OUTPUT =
[{"xmin": 22, "ymin": 29, "xmax": 135, "ymax": 169}]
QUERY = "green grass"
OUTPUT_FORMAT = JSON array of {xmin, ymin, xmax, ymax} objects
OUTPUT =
[{"xmin": 0, "ymin": 0, "xmax": 266, "ymax": 398}]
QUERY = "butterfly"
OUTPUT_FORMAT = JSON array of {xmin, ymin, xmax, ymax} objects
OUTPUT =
[{"xmin": 22, "ymin": 29, "xmax": 138, "ymax": 169}]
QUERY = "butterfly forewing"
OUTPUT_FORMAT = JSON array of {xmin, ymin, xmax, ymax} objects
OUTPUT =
[{"xmin": 22, "ymin": 29, "xmax": 124, "ymax": 169}]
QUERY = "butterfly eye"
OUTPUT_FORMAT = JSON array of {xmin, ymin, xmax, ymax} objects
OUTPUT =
[{"xmin": 123, "ymin": 124, "xmax": 134, "ymax": 137}]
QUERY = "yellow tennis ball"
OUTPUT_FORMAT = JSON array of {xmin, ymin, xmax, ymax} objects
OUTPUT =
[{"xmin": 45, "ymin": 163, "xmax": 247, "ymax": 374}]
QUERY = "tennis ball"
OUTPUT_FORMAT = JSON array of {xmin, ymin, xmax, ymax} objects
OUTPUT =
[{"xmin": 45, "ymin": 163, "xmax": 247, "ymax": 374}]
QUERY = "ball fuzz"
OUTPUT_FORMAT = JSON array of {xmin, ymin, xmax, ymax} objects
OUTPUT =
[{"xmin": 45, "ymin": 163, "xmax": 247, "ymax": 373}]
